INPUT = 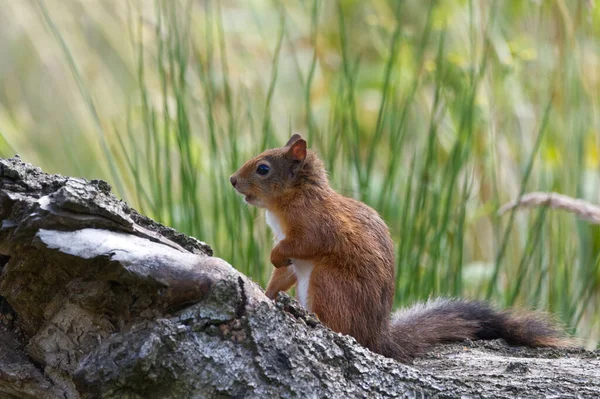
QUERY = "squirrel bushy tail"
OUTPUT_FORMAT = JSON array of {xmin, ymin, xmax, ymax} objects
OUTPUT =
[{"xmin": 382, "ymin": 298, "xmax": 569, "ymax": 362}]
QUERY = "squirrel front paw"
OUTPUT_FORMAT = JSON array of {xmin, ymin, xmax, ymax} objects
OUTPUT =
[{"xmin": 270, "ymin": 250, "xmax": 292, "ymax": 268}]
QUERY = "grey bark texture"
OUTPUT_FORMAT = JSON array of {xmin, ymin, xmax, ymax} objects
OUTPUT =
[{"xmin": 0, "ymin": 156, "xmax": 597, "ymax": 399}]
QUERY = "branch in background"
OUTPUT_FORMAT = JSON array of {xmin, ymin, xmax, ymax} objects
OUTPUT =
[{"xmin": 499, "ymin": 192, "xmax": 600, "ymax": 225}]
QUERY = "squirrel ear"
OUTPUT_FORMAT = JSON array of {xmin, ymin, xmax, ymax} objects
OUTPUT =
[
  {"xmin": 288, "ymin": 139, "xmax": 307, "ymax": 162},
  {"xmin": 285, "ymin": 134, "xmax": 303, "ymax": 147}
]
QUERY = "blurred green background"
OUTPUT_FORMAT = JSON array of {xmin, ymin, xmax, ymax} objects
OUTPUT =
[{"xmin": 0, "ymin": 0, "xmax": 598, "ymax": 348}]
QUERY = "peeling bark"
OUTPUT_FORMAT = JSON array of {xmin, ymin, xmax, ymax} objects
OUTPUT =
[{"xmin": 0, "ymin": 156, "xmax": 598, "ymax": 398}]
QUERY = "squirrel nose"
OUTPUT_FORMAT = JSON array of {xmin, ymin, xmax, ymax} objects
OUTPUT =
[{"xmin": 230, "ymin": 175, "xmax": 237, "ymax": 187}]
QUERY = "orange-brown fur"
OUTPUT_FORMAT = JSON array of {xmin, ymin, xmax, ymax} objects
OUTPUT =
[
  {"xmin": 230, "ymin": 134, "xmax": 570, "ymax": 362},
  {"xmin": 265, "ymin": 266, "xmax": 296, "ymax": 299}
]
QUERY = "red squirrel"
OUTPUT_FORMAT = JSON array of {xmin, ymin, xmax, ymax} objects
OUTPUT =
[{"xmin": 230, "ymin": 134, "xmax": 569, "ymax": 362}]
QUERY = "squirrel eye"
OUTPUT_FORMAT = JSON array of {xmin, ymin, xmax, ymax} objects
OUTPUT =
[{"xmin": 256, "ymin": 164, "xmax": 270, "ymax": 176}]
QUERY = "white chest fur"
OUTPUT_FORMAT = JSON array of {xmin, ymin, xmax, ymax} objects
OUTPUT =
[{"xmin": 265, "ymin": 211, "xmax": 314, "ymax": 311}]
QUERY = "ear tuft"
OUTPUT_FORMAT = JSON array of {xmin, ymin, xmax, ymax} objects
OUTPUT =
[
  {"xmin": 285, "ymin": 134, "xmax": 303, "ymax": 147},
  {"xmin": 288, "ymin": 139, "xmax": 307, "ymax": 162}
]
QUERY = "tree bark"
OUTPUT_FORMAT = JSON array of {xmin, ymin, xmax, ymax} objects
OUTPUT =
[{"xmin": 0, "ymin": 156, "xmax": 597, "ymax": 398}]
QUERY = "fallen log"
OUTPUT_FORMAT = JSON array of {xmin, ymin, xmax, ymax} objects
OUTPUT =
[{"xmin": 0, "ymin": 156, "xmax": 597, "ymax": 398}]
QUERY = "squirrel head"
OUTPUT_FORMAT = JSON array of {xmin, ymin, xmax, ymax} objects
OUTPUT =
[{"xmin": 230, "ymin": 134, "xmax": 328, "ymax": 209}]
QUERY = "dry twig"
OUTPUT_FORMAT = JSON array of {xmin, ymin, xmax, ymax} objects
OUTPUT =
[{"xmin": 499, "ymin": 192, "xmax": 600, "ymax": 225}]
